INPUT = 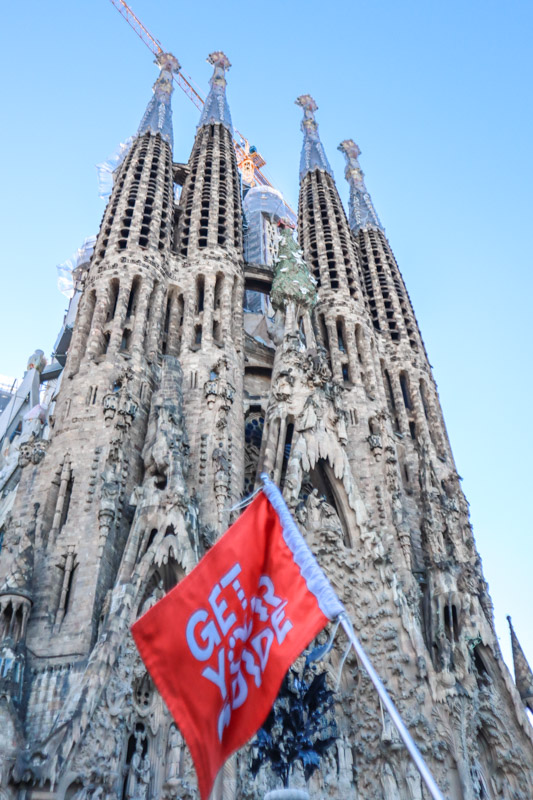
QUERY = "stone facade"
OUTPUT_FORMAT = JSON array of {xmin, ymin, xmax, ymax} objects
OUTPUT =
[{"xmin": 0, "ymin": 52, "xmax": 532, "ymax": 800}]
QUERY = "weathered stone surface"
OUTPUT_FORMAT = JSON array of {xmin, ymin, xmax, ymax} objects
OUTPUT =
[{"xmin": 0, "ymin": 64, "xmax": 531, "ymax": 800}]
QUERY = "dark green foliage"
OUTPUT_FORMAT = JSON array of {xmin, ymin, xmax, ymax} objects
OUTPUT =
[{"xmin": 251, "ymin": 661, "xmax": 338, "ymax": 788}]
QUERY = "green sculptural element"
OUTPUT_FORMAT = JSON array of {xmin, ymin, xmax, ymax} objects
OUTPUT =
[{"xmin": 270, "ymin": 226, "xmax": 317, "ymax": 313}]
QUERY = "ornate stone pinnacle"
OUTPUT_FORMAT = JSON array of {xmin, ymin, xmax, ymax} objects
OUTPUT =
[
  {"xmin": 198, "ymin": 51, "xmax": 233, "ymax": 131},
  {"xmin": 152, "ymin": 52, "xmax": 180, "ymax": 100},
  {"xmin": 338, "ymin": 139, "xmax": 364, "ymax": 186},
  {"xmin": 295, "ymin": 95, "xmax": 332, "ymax": 180},
  {"xmin": 295, "ymin": 94, "xmax": 318, "ymax": 114},
  {"xmin": 137, "ymin": 51, "xmax": 179, "ymax": 146},
  {"xmin": 207, "ymin": 51, "xmax": 231, "ymax": 71},
  {"xmin": 295, "ymin": 94, "xmax": 318, "ymax": 134},
  {"xmin": 207, "ymin": 51, "xmax": 231, "ymax": 89},
  {"xmin": 156, "ymin": 52, "xmax": 181, "ymax": 75},
  {"xmin": 339, "ymin": 139, "xmax": 361, "ymax": 163},
  {"xmin": 339, "ymin": 138, "xmax": 383, "ymax": 233},
  {"xmin": 507, "ymin": 616, "xmax": 533, "ymax": 709}
]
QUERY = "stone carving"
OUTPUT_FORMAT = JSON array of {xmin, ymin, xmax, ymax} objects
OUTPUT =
[
  {"xmin": 302, "ymin": 345, "xmax": 332, "ymax": 388},
  {"xmin": 204, "ymin": 357, "xmax": 235, "ymax": 430},
  {"xmin": 405, "ymin": 761, "xmax": 423, "ymax": 800},
  {"xmin": 380, "ymin": 762, "xmax": 400, "ymax": 800},
  {"xmin": 212, "ymin": 443, "xmax": 230, "ymax": 526},
  {"xmin": 1, "ymin": 55, "xmax": 532, "ymax": 800},
  {"xmin": 17, "ymin": 435, "xmax": 48, "ymax": 468},
  {"xmin": 125, "ymin": 731, "xmax": 150, "ymax": 800},
  {"xmin": 165, "ymin": 724, "xmax": 182, "ymax": 784},
  {"xmin": 303, "ymin": 489, "xmax": 343, "ymax": 543},
  {"xmin": 142, "ymin": 359, "xmax": 189, "ymax": 496},
  {"xmin": 103, "ymin": 368, "xmax": 138, "ymax": 428}
]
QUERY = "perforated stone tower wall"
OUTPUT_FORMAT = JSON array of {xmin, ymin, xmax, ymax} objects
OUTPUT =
[{"xmin": 0, "ymin": 56, "xmax": 532, "ymax": 800}]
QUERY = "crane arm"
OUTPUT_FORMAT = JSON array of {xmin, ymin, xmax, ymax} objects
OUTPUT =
[{"xmin": 108, "ymin": 0, "xmax": 290, "ymax": 202}]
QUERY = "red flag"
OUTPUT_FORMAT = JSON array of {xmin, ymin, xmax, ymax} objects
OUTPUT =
[{"xmin": 132, "ymin": 477, "xmax": 343, "ymax": 800}]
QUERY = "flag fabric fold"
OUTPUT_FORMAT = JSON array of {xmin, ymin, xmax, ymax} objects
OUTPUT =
[{"xmin": 132, "ymin": 477, "xmax": 344, "ymax": 800}]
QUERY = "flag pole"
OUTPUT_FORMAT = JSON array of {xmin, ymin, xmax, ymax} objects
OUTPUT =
[
  {"xmin": 259, "ymin": 474, "xmax": 445, "ymax": 800},
  {"xmin": 338, "ymin": 612, "xmax": 445, "ymax": 800}
]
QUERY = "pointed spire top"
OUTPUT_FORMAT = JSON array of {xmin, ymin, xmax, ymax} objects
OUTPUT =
[
  {"xmin": 507, "ymin": 616, "xmax": 533, "ymax": 711},
  {"xmin": 197, "ymin": 51, "xmax": 233, "ymax": 132},
  {"xmin": 338, "ymin": 139, "xmax": 383, "ymax": 234},
  {"xmin": 137, "ymin": 52, "xmax": 180, "ymax": 149},
  {"xmin": 295, "ymin": 95, "xmax": 333, "ymax": 181}
]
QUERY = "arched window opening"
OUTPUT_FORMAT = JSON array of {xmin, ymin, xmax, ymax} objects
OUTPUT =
[
  {"xmin": 382, "ymin": 366, "xmax": 400, "ymax": 432},
  {"xmin": 196, "ymin": 275, "xmax": 205, "ymax": 313},
  {"xmin": 107, "ymin": 279, "xmax": 120, "ymax": 321},
  {"xmin": 102, "ymin": 331, "xmax": 111, "ymax": 355},
  {"xmin": 244, "ymin": 408, "xmax": 265, "ymax": 495},
  {"xmin": 176, "ymin": 293, "xmax": 184, "ymax": 329},
  {"xmin": 126, "ymin": 277, "xmax": 140, "ymax": 319},
  {"xmin": 319, "ymin": 315, "xmax": 329, "ymax": 350},
  {"xmin": 472, "ymin": 643, "xmax": 491, "ymax": 687},
  {"xmin": 419, "ymin": 380, "xmax": 431, "ymax": 420},
  {"xmin": 443, "ymin": 600, "xmax": 459, "ymax": 643},
  {"xmin": 60, "ymin": 474, "xmax": 74, "ymax": 531},
  {"xmin": 120, "ymin": 329, "xmax": 132, "ymax": 352},
  {"xmin": 399, "ymin": 372, "xmax": 412, "ymax": 410},
  {"xmin": 214, "ymin": 274, "xmax": 224, "ymax": 308},
  {"xmin": 308, "ymin": 459, "xmax": 353, "ymax": 548},
  {"xmin": 63, "ymin": 563, "xmax": 77, "ymax": 617},
  {"xmin": 122, "ymin": 725, "xmax": 149, "ymax": 800},
  {"xmin": 354, "ymin": 325, "xmax": 364, "ymax": 364},
  {"xmin": 280, "ymin": 421, "xmax": 294, "ymax": 486},
  {"xmin": 336, "ymin": 319, "xmax": 346, "ymax": 352}
]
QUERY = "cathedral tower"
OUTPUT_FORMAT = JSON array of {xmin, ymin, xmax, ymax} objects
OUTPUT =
[
  {"xmin": 173, "ymin": 51, "xmax": 245, "ymax": 533},
  {"xmin": 0, "ymin": 53, "xmax": 531, "ymax": 800}
]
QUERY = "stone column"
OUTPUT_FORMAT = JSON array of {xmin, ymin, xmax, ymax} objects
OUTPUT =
[
  {"xmin": 392, "ymin": 374, "xmax": 409, "ymax": 435},
  {"xmin": 50, "ymin": 459, "xmax": 72, "ymax": 542},
  {"xmin": 86, "ymin": 284, "xmax": 111, "ymax": 360},
  {"xmin": 145, "ymin": 283, "xmax": 166, "ymax": 362},
  {"xmin": 344, "ymin": 325, "xmax": 359, "ymax": 386},
  {"xmin": 355, "ymin": 325, "xmax": 377, "ymax": 397},
  {"xmin": 131, "ymin": 278, "xmax": 154, "ymax": 357},
  {"xmin": 67, "ymin": 289, "xmax": 96, "ymax": 377},
  {"xmin": 326, "ymin": 316, "xmax": 343, "ymax": 382},
  {"xmin": 108, "ymin": 277, "xmax": 133, "ymax": 354},
  {"xmin": 202, "ymin": 273, "xmax": 216, "ymax": 347},
  {"xmin": 272, "ymin": 416, "xmax": 288, "ymax": 485}
]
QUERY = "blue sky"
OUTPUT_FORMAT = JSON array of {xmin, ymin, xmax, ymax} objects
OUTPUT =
[{"xmin": 1, "ymin": 1, "xmax": 532, "ymax": 676}]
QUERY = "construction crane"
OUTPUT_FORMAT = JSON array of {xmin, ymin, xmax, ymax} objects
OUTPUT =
[{"xmin": 109, "ymin": 0, "xmax": 275, "ymax": 190}]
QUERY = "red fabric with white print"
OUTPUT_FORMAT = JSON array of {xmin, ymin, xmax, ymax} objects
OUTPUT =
[{"xmin": 132, "ymin": 491, "xmax": 329, "ymax": 800}]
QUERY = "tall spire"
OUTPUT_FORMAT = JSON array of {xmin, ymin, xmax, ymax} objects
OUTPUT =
[
  {"xmin": 295, "ymin": 95, "xmax": 333, "ymax": 181},
  {"xmin": 507, "ymin": 616, "xmax": 533, "ymax": 712},
  {"xmin": 338, "ymin": 139, "xmax": 383, "ymax": 233},
  {"xmin": 137, "ymin": 52, "xmax": 180, "ymax": 149},
  {"xmin": 197, "ymin": 51, "xmax": 233, "ymax": 132}
]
